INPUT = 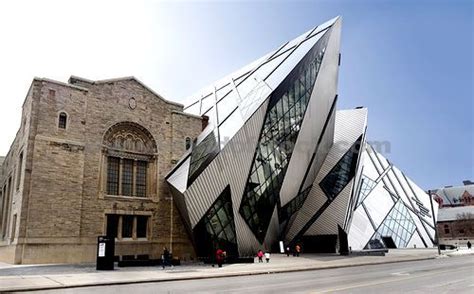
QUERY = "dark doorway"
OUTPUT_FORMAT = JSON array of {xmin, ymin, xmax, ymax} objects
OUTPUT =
[
  {"xmin": 382, "ymin": 236, "xmax": 397, "ymax": 248},
  {"xmin": 302, "ymin": 235, "xmax": 338, "ymax": 253}
]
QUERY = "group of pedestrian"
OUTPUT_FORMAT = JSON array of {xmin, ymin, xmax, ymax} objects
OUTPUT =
[
  {"xmin": 286, "ymin": 244, "xmax": 301, "ymax": 257},
  {"xmin": 256, "ymin": 250, "xmax": 271, "ymax": 263}
]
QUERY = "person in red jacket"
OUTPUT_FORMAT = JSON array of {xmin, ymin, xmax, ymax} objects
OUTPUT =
[
  {"xmin": 257, "ymin": 250, "xmax": 264, "ymax": 263},
  {"xmin": 216, "ymin": 248, "xmax": 224, "ymax": 268}
]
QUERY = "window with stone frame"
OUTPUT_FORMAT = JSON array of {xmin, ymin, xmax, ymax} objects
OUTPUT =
[
  {"xmin": 106, "ymin": 214, "xmax": 149, "ymax": 240},
  {"xmin": 103, "ymin": 122, "xmax": 157, "ymax": 197},
  {"xmin": 58, "ymin": 112, "xmax": 67, "ymax": 129}
]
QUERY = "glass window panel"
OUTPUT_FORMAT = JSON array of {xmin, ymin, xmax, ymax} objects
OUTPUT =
[
  {"xmin": 184, "ymin": 101, "xmax": 200, "ymax": 115},
  {"xmin": 121, "ymin": 159, "xmax": 133, "ymax": 196},
  {"xmin": 106, "ymin": 214, "xmax": 119, "ymax": 238},
  {"xmin": 224, "ymin": 225, "xmax": 235, "ymax": 242},
  {"xmin": 253, "ymin": 50, "xmax": 292, "ymax": 82},
  {"xmin": 136, "ymin": 161, "xmax": 147, "ymax": 197},
  {"xmin": 217, "ymin": 89, "xmax": 238, "ymax": 124},
  {"xmin": 300, "ymin": 75, "xmax": 306, "ymax": 98},
  {"xmin": 122, "ymin": 215, "xmax": 134, "ymax": 238},
  {"xmin": 210, "ymin": 214, "xmax": 221, "ymax": 233},
  {"xmin": 136, "ymin": 216, "xmax": 148, "ymax": 238},
  {"xmin": 217, "ymin": 208, "xmax": 229, "ymax": 227},
  {"xmin": 201, "ymin": 94, "xmax": 214, "ymax": 115},
  {"xmin": 107, "ymin": 157, "xmax": 119, "ymax": 195}
]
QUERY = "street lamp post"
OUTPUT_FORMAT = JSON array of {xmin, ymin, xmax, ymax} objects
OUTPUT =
[{"xmin": 428, "ymin": 189, "xmax": 441, "ymax": 255}]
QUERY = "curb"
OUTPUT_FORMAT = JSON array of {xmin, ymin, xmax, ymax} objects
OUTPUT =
[{"xmin": 4, "ymin": 255, "xmax": 440, "ymax": 292}]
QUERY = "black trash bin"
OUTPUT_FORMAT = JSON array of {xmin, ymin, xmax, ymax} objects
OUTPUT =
[{"xmin": 96, "ymin": 235, "xmax": 115, "ymax": 270}]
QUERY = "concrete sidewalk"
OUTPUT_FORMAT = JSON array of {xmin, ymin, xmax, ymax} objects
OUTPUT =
[{"xmin": 0, "ymin": 248, "xmax": 464, "ymax": 292}]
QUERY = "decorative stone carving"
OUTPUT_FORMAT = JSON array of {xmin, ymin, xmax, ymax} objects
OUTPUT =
[{"xmin": 103, "ymin": 122, "xmax": 157, "ymax": 154}]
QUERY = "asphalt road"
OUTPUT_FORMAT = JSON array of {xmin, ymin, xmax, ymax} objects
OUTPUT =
[{"xmin": 22, "ymin": 255, "xmax": 474, "ymax": 294}]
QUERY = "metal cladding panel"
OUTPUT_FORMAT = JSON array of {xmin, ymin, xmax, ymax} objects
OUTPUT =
[
  {"xmin": 343, "ymin": 139, "xmax": 367, "ymax": 231},
  {"xmin": 407, "ymin": 176, "xmax": 438, "ymax": 226},
  {"xmin": 386, "ymin": 169, "xmax": 409, "ymax": 202},
  {"xmin": 304, "ymin": 179, "xmax": 353, "ymax": 235},
  {"xmin": 169, "ymin": 184, "xmax": 192, "ymax": 232},
  {"xmin": 263, "ymin": 206, "xmax": 280, "ymax": 250},
  {"xmin": 362, "ymin": 182, "xmax": 394, "ymax": 227},
  {"xmin": 348, "ymin": 206, "xmax": 376, "ymax": 250},
  {"xmin": 184, "ymin": 100, "xmax": 268, "ymax": 229},
  {"xmin": 360, "ymin": 151, "xmax": 380, "ymax": 180},
  {"xmin": 279, "ymin": 18, "xmax": 341, "ymax": 207},
  {"xmin": 284, "ymin": 108, "xmax": 367, "ymax": 242},
  {"xmin": 406, "ymin": 230, "xmax": 426, "ymax": 249},
  {"xmin": 366, "ymin": 145, "xmax": 385, "ymax": 174},
  {"xmin": 167, "ymin": 157, "xmax": 190, "ymax": 193},
  {"xmin": 301, "ymin": 110, "xmax": 336, "ymax": 191},
  {"xmin": 407, "ymin": 208, "xmax": 434, "ymax": 246}
]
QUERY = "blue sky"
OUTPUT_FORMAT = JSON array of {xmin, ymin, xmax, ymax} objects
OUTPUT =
[{"xmin": 0, "ymin": 0, "xmax": 472, "ymax": 190}]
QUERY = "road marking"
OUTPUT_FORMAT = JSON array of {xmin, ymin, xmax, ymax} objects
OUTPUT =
[
  {"xmin": 391, "ymin": 272, "xmax": 410, "ymax": 276},
  {"xmin": 313, "ymin": 267, "xmax": 466, "ymax": 293}
]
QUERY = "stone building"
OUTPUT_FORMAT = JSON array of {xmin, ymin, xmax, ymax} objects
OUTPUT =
[
  {"xmin": 437, "ymin": 206, "xmax": 474, "ymax": 247},
  {"xmin": 0, "ymin": 76, "xmax": 203, "ymax": 264}
]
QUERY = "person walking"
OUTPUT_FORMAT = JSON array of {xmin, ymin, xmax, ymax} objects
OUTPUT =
[
  {"xmin": 295, "ymin": 244, "xmax": 301, "ymax": 257},
  {"xmin": 265, "ymin": 252, "xmax": 271, "ymax": 263},
  {"xmin": 257, "ymin": 250, "xmax": 264, "ymax": 263},
  {"xmin": 162, "ymin": 247, "xmax": 170, "ymax": 269},
  {"xmin": 216, "ymin": 248, "xmax": 224, "ymax": 268},
  {"xmin": 286, "ymin": 246, "xmax": 290, "ymax": 257},
  {"xmin": 468, "ymin": 241, "xmax": 472, "ymax": 250}
]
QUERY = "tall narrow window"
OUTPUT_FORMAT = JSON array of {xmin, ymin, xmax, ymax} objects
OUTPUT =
[
  {"xmin": 58, "ymin": 112, "xmax": 67, "ymax": 129},
  {"xmin": 16, "ymin": 152, "xmax": 23, "ymax": 191},
  {"xmin": 136, "ymin": 216, "xmax": 148, "ymax": 238},
  {"xmin": 185, "ymin": 137, "xmax": 192, "ymax": 150},
  {"xmin": 121, "ymin": 159, "xmax": 134, "ymax": 196},
  {"xmin": 136, "ymin": 161, "xmax": 147, "ymax": 197},
  {"xmin": 122, "ymin": 215, "xmax": 134, "ymax": 238},
  {"xmin": 107, "ymin": 157, "xmax": 120, "ymax": 195},
  {"xmin": 106, "ymin": 214, "xmax": 119, "ymax": 238}
]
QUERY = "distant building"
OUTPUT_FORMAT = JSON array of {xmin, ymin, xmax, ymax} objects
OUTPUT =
[
  {"xmin": 431, "ymin": 182, "xmax": 474, "ymax": 208},
  {"xmin": 437, "ymin": 206, "xmax": 474, "ymax": 247},
  {"xmin": 0, "ymin": 76, "xmax": 203, "ymax": 264},
  {"xmin": 430, "ymin": 182, "xmax": 474, "ymax": 247}
]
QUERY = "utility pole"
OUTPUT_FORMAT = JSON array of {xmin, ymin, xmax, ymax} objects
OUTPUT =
[{"xmin": 428, "ymin": 190, "xmax": 441, "ymax": 255}]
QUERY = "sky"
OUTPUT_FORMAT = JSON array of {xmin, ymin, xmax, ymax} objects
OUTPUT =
[{"xmin": 0, "ymin": 0, "xmax": 472, "ymax": 190}]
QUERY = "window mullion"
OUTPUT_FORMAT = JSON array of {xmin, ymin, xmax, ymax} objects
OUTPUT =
[
  {"xmin": 133, "ymin": 160, "xmax": 137, "ymax": 197},
  {"xmin": 132, "ymin": 216, "xmax": 137, "ymax": 240},
  {"xmin": 118, "ymin": 216, "xmax": 123, "ymax": 240},
  {"xmin": 118, "ymin": 158, "xmax": 123, "ymax": 195}
]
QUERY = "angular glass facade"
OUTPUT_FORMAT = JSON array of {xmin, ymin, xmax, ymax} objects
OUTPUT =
[
  {"xmin": 178, "ymin": 25, "xmax": 334, "ymax": 191},
  {"xmin": 193, "ymin": 185, "xmax": 238, "ymax": 259},
  {"xmin": 365, "ymin": 200, "xmax": 416, "ymax": 249},
  {"xmin": 239, "ymin": 31, "xmax": 330, "ymax": 243},
  {"xmin": 319, "ymin": 135, "xmax": 362, "ymax": 200}
]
